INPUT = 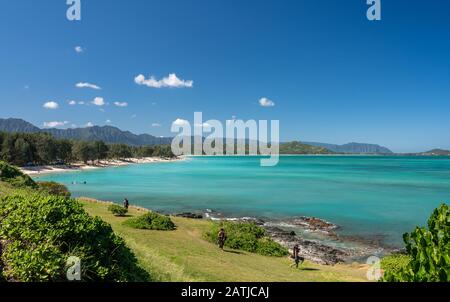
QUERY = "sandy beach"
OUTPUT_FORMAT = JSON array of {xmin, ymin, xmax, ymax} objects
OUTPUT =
[{"xmin": 21, "ymin": 157, "xmax": 183, "ymax": 176}]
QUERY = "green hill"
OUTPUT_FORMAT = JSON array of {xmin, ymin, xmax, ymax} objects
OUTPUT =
[
  {"xmin": 420, "ymin": 149, "xmax": 450, "ymax": 156},
  {"xmin": 280, "ymin": 141, "xmax": 334, "ymax": 154}
]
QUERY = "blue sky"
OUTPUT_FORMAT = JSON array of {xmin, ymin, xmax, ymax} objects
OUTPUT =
[{"xmin": 0, "ymin": 0, "xmax": 449, "ymax": 152}]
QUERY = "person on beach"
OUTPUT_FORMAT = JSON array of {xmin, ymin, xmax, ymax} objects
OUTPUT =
[
  {"xmin": 291, "ymin": 244, "xmax": 305, "ymax": 269},
  {"xmin": 218, "ymin": 228, "xmax": 227, "ymax": 250},
  {"xmin": 123, "ymin": 198, "xmax": 129, "ymax": 209}
]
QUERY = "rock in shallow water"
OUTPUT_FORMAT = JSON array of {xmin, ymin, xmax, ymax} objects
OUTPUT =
[
  {"xmin": 175, "ymin": 212, "xmax": 203, "ymax": 219},
  {"xmin": 264, "ymin": 226, "xmax": 348, "ymax": 265},
  {"xmin": 290, "ymin": 216, "xmax": 338, "ymax": 232}
]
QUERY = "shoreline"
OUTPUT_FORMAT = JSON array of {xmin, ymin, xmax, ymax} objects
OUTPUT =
[
  {"xmin": 80, "ymin": 197, "xmax": 391, "ymax": 265},
  {"xmin": 202, "ymin": 209, "xmax": 392, "ymax": 264},
  {"xmin": 21, "ymin": 157, "xmax": 185, "ymax": 176}
]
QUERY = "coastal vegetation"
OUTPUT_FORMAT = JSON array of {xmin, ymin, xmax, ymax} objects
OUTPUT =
[
  {"xmin": 0, "ymin": 131, "xmax": 175, "ymax": 167},
  {"xmin": 37, "ymin": 181, "xmax": 71, "ymax": 198},
  {"xmin": 0, "ymin": 192, "xmax": 149, "ymax": 281},
  {"xmin": 0, "ymin": 163, "xmax": 149, "ymax": 282},
  {"xmin": 108, "ymin": 204, "xmax": 129, "ymax": 217},
  {"xmin": 205, "ymin": 221, "xmax": 289, "ymax": 257},
  {"xmin": 382, "ymin": 204, "xmax": 449, "ymax": 282},
  {"xmin": 381, "ymin": 254, "xmax": 411, "ymax": 277},
  {"xmin": 0, "ymin": 160, "xmax": 36, "ymax": 188},
  {"xmin": 123, "ymin": 212, "xmax": 176, "ymax": 231}
]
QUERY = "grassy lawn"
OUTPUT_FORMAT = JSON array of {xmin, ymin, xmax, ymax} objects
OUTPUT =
[{"xmin": 80, "ymin": 199, "xmax": 369, "ymax": 282}]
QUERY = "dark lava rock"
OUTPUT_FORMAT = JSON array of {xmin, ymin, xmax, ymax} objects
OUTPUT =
[
  {"xmin": 290, "ymin": 216, "xmax": 338, "ymax": 232},
  {"xmin": 237, "ymin": 217, "xmax": 266, "ymax": 225},
  {"xmin": 175, "ymin": 212, "xmax": 203, "ymax": 219},
  {"xmin": 264, "ymin": 226, "xmax": 348, "ymax": 265}
]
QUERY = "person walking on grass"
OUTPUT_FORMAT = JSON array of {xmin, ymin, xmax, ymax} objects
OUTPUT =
[
  {"xmin": 123, "ymin": 198, "xmax": 129, "ymax": 210},
  {"xmin": 291, "ymin": 244, "xmax": 305, "ymax": 269},
  {"xmin": 218, "ymin": 228, "xmax": 227, "ymax": 250}
]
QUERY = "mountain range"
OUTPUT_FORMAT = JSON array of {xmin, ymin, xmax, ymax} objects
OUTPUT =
[
  {"xmin": 0, "ymin": 118, "xmax": 172, "ymax": 146},
  {"xmin": 0, "ymin": 118, "xmax": 394, "ymax": 154}
]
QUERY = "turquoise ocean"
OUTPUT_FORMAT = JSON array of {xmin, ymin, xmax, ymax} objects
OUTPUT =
[{"xmin": 36, "ymin": 156, "xmax": 450, "ymax": 249}]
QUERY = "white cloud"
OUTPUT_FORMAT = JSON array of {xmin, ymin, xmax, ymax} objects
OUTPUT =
[
  {"xmin": 43, "ymin": 121, "xmax": 68, "ymax": 128},
  {"xmin": 152, "ymin": 123, "xmax": 162, "ymax": 127},
  {"xmin": 172, "ymin": 118, "xmax": 190, "ymax": 127},
  {"xmin": 76, "ymin": 82, "xmax": 101, "ymax": 90},
  {"xmin": 114, "ymin": 101, "xmax": 128, "ymax": 107},
  {"xmin": 194, "ymin": 122, "xmax": 212, "ymax": 130},
  {"xmin": 85, "ymin": 122, "xmax": 94, "ymax": 127},
  {"xmin": 259, "ymin": 97, "xmax": 275, "ymax": 107},
  {"xmin": 68, "ymin": 100, "xmax": 87, "ymax": 106},
  {"xmin": 106, "ymin": 119, "xmax": 112, "ymax": 124},
  {"xmin": 43, "ymin": 101, "xmax": 59, "ymax": 109},
  {"xmin": 135, "ymin": 73, "xmax": 193, "ymax": 88},
  {"xmin": 75, "ymin": 46, "xmax": 84, "ymax": 53},
  {"xmin": 91, "ymin": 97, "xmax": 105, "ymax": 106}
]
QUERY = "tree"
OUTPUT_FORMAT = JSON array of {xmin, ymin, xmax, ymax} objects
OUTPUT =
[
  {"xmin": 153, "ymin": 145, "xmax": 175, "ymax": 158},
  {"xmin": 72, "ymin": 141, "xmax": 93, "ymax": 164},
  {"xmin": 133, "ymin": 146, "xmax": 155, "ymax": 158},
  {"xmin": 0, "ymin": 132, "xmax": 5, "ymax": 151},
  {"xmin": 13, "ymin": 137, "xmax": 33, "ymax": 166},
  {"xmin": 1, "ymin": 134, "xmax": 16, "ymax": 164},
  {"xmin": 108, "ymin": 144, "xmax": 132, "ymax": 159},
  {"xmin": 34, "ymin": 133, "xmax": 57, "ymax": 164},
  {"xmin": 92, "ymin": 141, "xmax": 109, "ymax": 162},
  {"xmin": 56, "ymin": 139, "xmax": 74, "ymax": 164}
]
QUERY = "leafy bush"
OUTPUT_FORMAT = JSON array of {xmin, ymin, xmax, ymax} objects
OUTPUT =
[
  {"xmin": 0, "ymin": 192, "xmax": 150, "ymax": 282},
  {"xmin": 205, "ymin": 221, "xmax": 289, "ymax": 257},
  {"xmin": 108, "ymin": 204, "xmax": 128, "ymax": 217},
  {"xmin": 37, "ymin": 181, "xmax": 71, "ymax": 198},
  {"xmin": 381, "ymin": 254, "xmax": 411, "ymax": 276},
  {"xmin": 123, "ymin": 212, "xmax": 176, "ymax": 231},
  {"xmin": 382, "ymin": 203, "xmax": 450, "ymax": 282},
  {"xmin": 0, "ymin": 161, "xmax": 36, "ymax": 188}
]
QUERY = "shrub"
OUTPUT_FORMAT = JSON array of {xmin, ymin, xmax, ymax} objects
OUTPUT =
[
  {"xmin": 205, "ymin": 221, "xmax": 289, "ymax": 257},
  {"xmin": 381, "ymin": 254, "xmax": 411, "ymax": 276},
  {"xmin": 382, "ymin": 203, "xmax": 450, "ymax": 282},
  {"xmin": 123, "ymin": 212, "xmax": 176, "ymax": 231},
  {"xmin": 37, "ymin": 181, "xmax": 71, "ymax": 198},
  {"xmin": 108, "ymin": 204, "xmax": 128, "ymax": 217},
  {"xmin": 0, "ymin": 192, "xmax": 150, "ymax": 282},
  {"xmin": 0, "ymin": 161, "xmax": 36, "ymax": 188}
]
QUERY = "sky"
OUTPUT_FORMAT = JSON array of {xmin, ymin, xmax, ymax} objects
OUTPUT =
[{"xmin": 0, "ymin": 0, "xmax": 449, "ymax": 152}]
